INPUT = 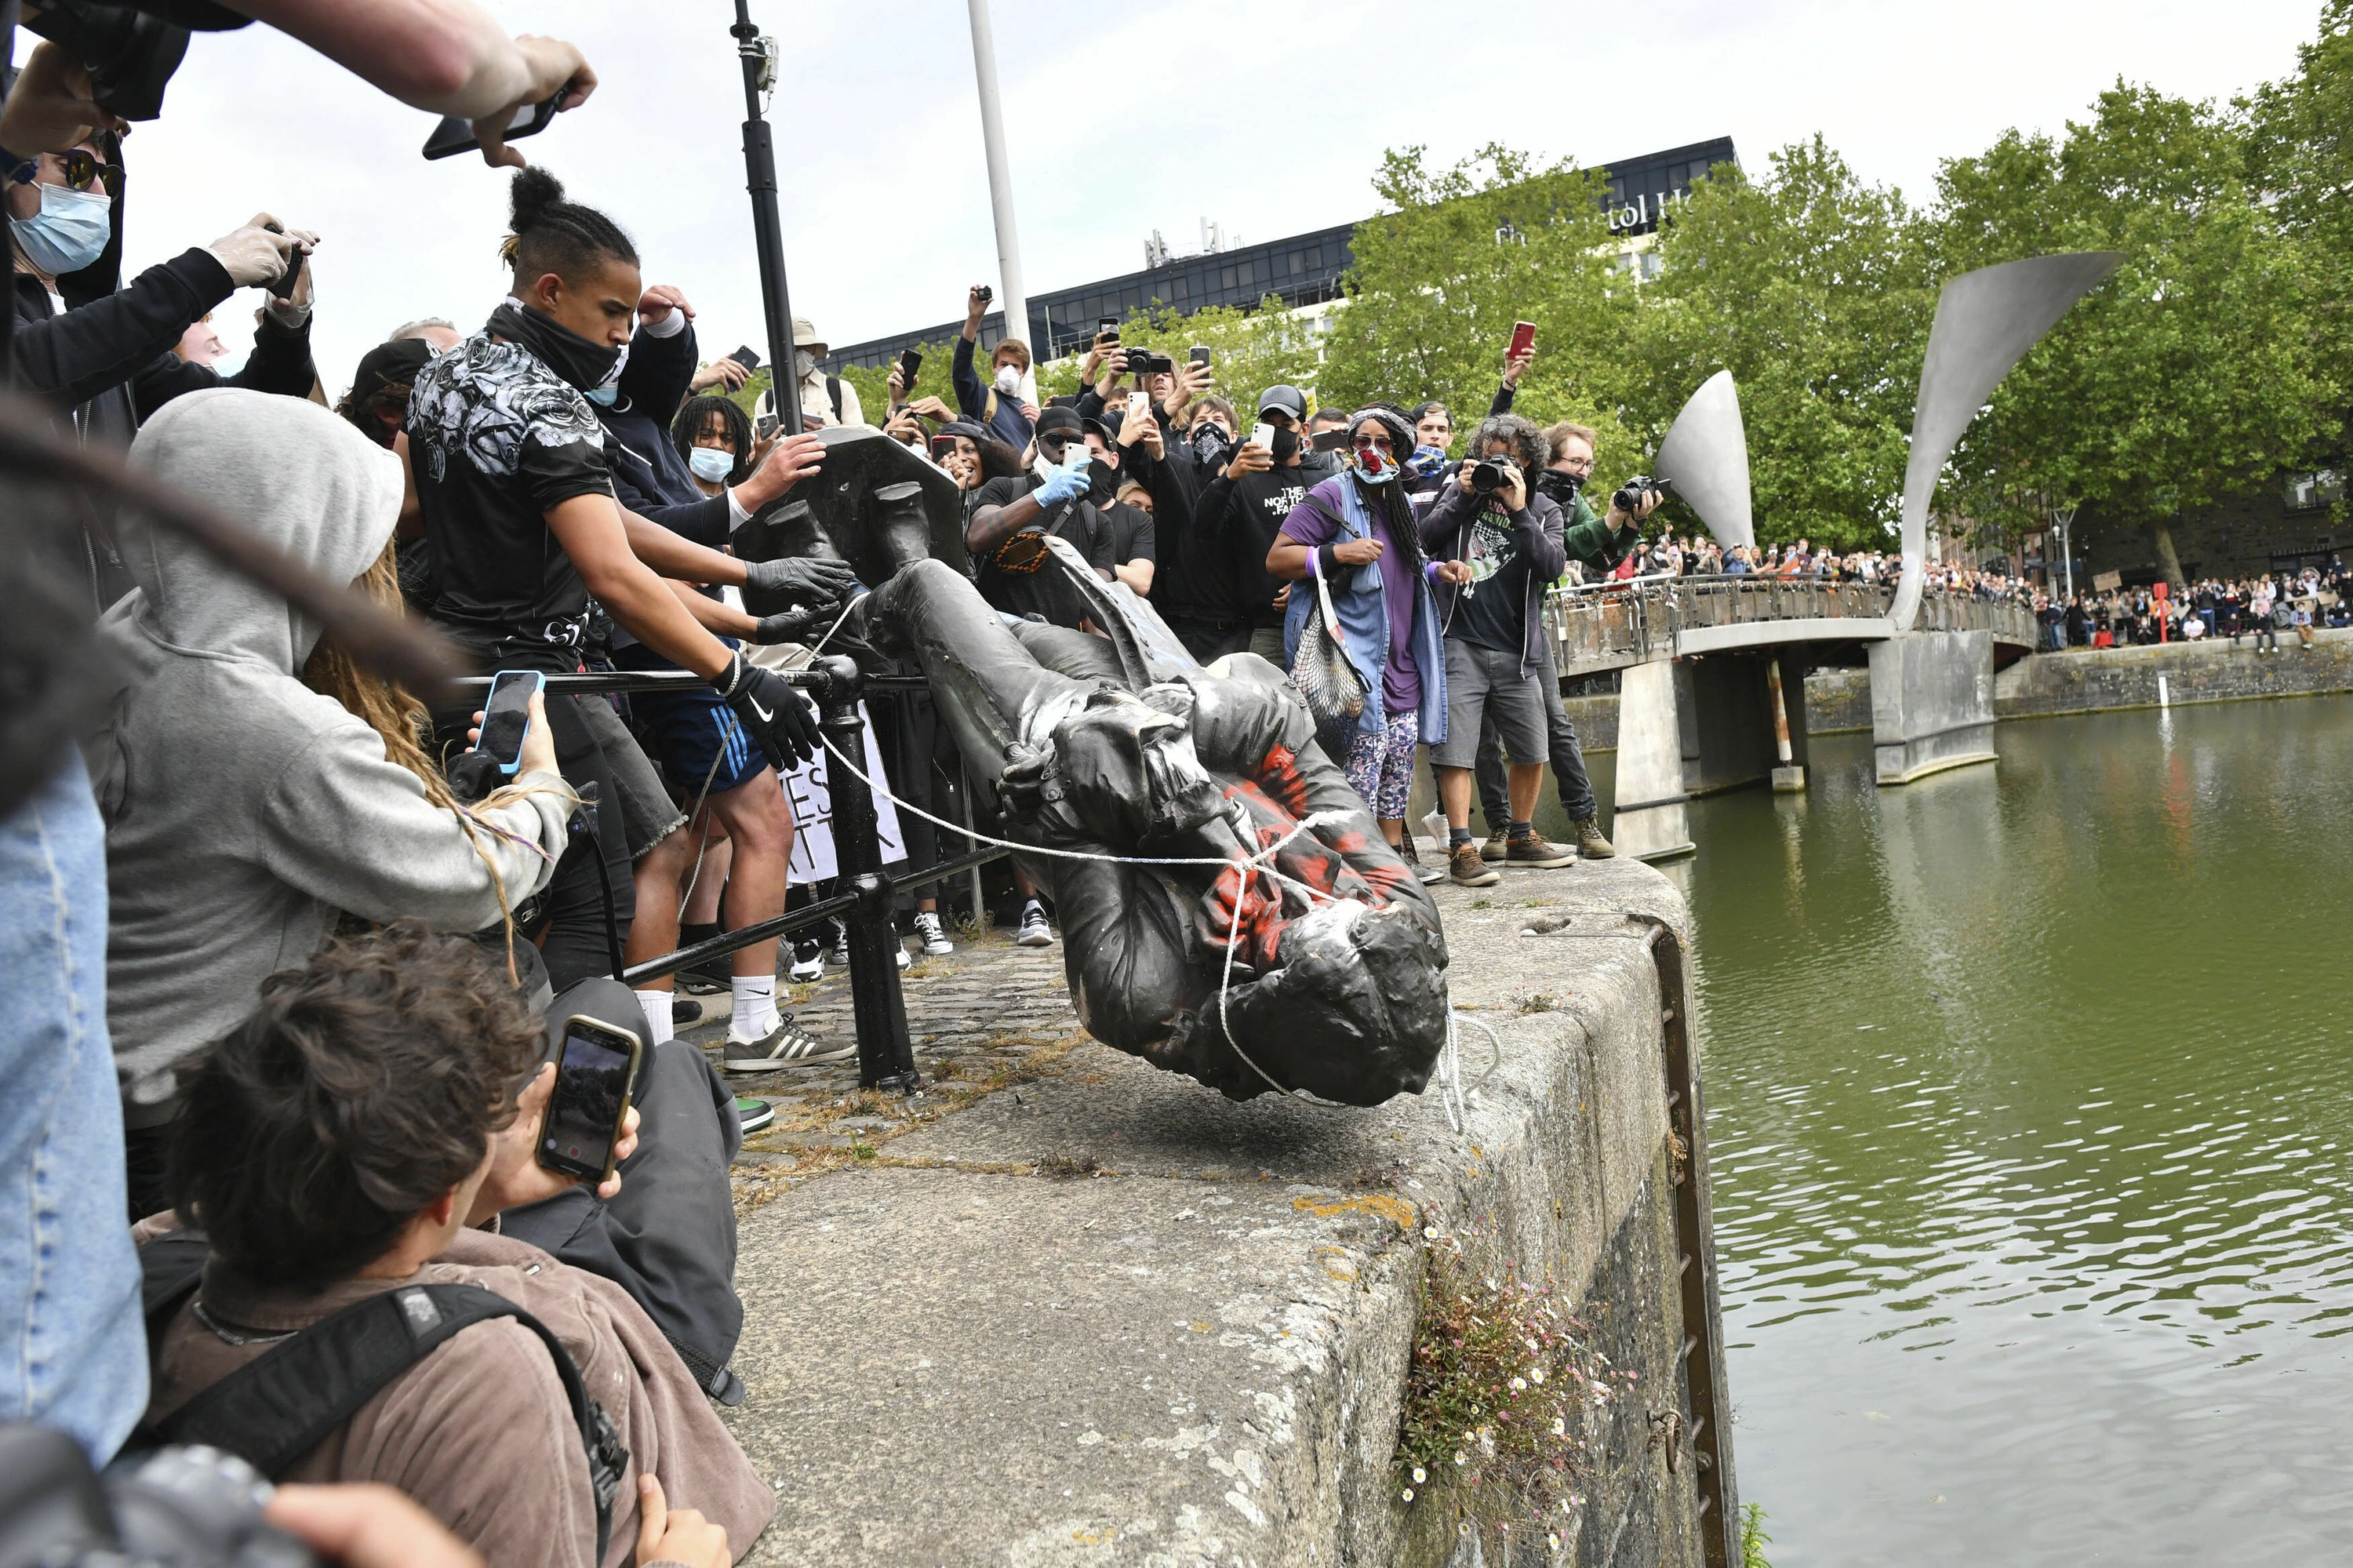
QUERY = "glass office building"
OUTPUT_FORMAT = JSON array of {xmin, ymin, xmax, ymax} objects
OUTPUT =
[{"xmin": 823, "ymin": 136, "xmax": 1738, "ymax": 372}]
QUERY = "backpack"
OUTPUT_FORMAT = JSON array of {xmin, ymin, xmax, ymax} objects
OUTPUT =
[{"xmin": 136, "ymin": 1231, "xmax": 627, "ymax": 1562}]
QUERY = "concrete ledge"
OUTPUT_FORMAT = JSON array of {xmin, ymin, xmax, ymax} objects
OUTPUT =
[{"xmin": 719, "ymin": 860, "xmax": 1713, "ymax": 1566}]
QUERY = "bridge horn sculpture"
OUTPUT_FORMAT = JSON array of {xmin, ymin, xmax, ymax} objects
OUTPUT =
[
  {"xmin": 1889, "ymin": 253, "xmax": 2124, "ymax": 632},
  {"xmin": 1652, "ymin": 369, "xmax": 1755, "ymax": 551},
  {"xmin": 735, "ymin": 424, "xmax": 1453, "ymax": 1107}
]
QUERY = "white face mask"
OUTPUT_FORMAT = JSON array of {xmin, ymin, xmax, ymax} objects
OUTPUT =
[
  {"xmin": 794, "ymin": 350, "xmax": 817, "ymax": 380},
  {"xmin": 994, "ymin": 363, "xmax": 1022, "ymax": 397}
]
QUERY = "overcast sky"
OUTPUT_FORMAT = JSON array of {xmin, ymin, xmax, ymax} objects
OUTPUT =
[{"xmin": 25, "ymin": 0, "xmax": 2324, "ymax": 393}]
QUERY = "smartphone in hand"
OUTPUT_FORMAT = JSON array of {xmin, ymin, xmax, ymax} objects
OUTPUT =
[
  {"xmin": 536, "ymin": 1015, "xmax": 642, "ymax": 1185},
  {"xmin": 423, "ymin": 90, "xmax": 567, "ymax": 161},
  {"xmin": 476, "ymin": 669, "xmax": 544, "ymax": 776},
  {"xmin": 898, "ymin": 347, "xmax": 922, "ymax": 395},
  {"xmin": 729, "ymin": 344, "xmax": 762, "ymax": 372},
  {"xmin": 1507, "ymin": 321, "xmax": 1537, "ymax": 359}
]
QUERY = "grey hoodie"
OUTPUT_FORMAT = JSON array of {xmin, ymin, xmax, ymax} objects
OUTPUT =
[{"xmin": 85, "ymin": 390, "xmax": 572, "ymax": 1119}]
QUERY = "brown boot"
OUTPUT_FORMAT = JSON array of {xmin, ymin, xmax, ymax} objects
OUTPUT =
[
  {"xmin": 1570, "ymin": 814, "xmax": 1617, "ymax": 860},
  {"xmin": 1448, "ymin": 842, "xmax": 1501, "ymax": 887},
  {"xmin": 1504, "ymin": 832, "xmax": 1573, "ymax": 868}
]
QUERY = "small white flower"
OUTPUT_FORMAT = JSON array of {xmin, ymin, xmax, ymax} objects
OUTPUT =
[
  {"xmin": 1402, "ymin": 1487, "xmax": 1415, "ymax": 1502},
  {"xmin": 1455, "ymin": 1452, "xmax": 1468, "ymax": 1467},
  {"xmin": 1530, "ymin": 1366, "xmax": 1545, "ymax": 1384},
  {"xmin": 1424, "ymin": 1226, "xmax": 1439, "ymax": 1239},
  {"xmin": 1412, "ymin": 1467, "xmax": 1426, "ymax": 1483},
  {"xmin": 1509, "ymin": 1377, "xmax": 1527, "ymax": 1392},
  {"xmin": 1551, "ymin": 1417, "xmax": 1566, "ymax": 1437},
  {"xmin": 1548, "ymin": 1533, "xmax": 1562, "ymax": 1550}
]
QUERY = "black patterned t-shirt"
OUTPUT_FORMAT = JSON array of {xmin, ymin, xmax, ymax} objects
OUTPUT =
[{"xmin": 405, "ymin": 333, "xmax": 616, "ymax": 667}]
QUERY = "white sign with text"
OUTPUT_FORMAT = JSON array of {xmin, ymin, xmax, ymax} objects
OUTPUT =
[{"xmin": 778, "ymin": 701, "xmax": 906, "ymax": 884}]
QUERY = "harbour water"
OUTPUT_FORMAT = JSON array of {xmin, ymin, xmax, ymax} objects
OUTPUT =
[{"xmin": 1663, "ymin": 697, "xmax": 2353, "ymax": 1565}]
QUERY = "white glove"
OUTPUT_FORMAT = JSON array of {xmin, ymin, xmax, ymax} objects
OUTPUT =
[{"xmin": 205, "ymin": 223, "xmax": 296, "ymax": 289}]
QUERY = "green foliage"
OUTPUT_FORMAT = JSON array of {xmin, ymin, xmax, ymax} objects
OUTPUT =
[
  {"xmin": 2245, "ymin": 0, "xmax": 2353, "ymax": 409},
  {"xmin": 1625, "ymin": 136, "xmax": 1935, "ymax": 552},
  {"xmin": 1041, "ymin": 302, "xmax": 1327, "ymax": 417},
  {"xmin": 1319, "ymin": 144, "xmax": 1643, "ymax": 480},
  {"xmin": 1741, "ymin": 1501, "xmax": 1773, "ymax": 1568},
  {"xmin": 1931, "ymin": 82, "xmax": 2341, "ymax": 547}
]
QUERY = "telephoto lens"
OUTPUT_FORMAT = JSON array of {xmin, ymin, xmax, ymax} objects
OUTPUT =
[{"xmin": 1470, "ymin": 460, "xmax": 1507, "ymax": 493}]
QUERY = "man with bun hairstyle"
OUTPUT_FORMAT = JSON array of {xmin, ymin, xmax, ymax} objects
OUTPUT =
[{"xmin": 406, "ymin": 168, "xmax": 851, "ymax": 991}]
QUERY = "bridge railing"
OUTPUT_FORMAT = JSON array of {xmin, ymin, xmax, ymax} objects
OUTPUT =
[{"xmin": 1545, "ymin": 573, "xmax": 2038, "ymax": 679}]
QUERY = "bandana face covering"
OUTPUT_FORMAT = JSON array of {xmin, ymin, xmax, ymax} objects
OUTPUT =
[
  {"xmin": 1353, "ymin": 446, "xmax": 1400, "ymax": 485},
  {"xmin": 489, "ymin": 299, "xmax": 625, "ymax": 393}
]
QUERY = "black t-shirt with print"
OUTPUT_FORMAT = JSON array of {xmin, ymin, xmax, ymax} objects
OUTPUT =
[
  {"xmin": 405, "ymin": 333, "xmax": 616, "ymax": 669},
  {"xmin": 1449, "ymin": 500, "xmax": 1537, "ymax": 656},
  {"xmin": 1223, "ymin": 466, "xmax": 1311, "ymax": 627},
  {"xmin": 969, "ymin": 473, "xmax": 1116, "ymax": 625},
  {"xmin": 1102, "ymin": 499, "xmax": 1157, "ymax": 570}
]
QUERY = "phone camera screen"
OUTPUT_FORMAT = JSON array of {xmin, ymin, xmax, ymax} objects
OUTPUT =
[
  {"xmin": 543, "ymin": 1031, "xmax": 632, "ymax": 1171},
  {"xmin": 478, "ymin": 680, "xmax": 533, "ymax": 767}
]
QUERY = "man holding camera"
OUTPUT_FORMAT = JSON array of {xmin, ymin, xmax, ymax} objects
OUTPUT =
[
  {"xmin": 1419, "ymin": 413, "xmax": 1569, "ymax": 885},
  {"xmin": 1463, "ymin": 420, "xmax": 1659, "ymax": 863},
  {"xmin": 951, "ymin": 282, "xmax": 1036, "ymax": 450}
]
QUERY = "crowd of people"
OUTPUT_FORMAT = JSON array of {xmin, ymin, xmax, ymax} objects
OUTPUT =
[{"xmin": 2033, "ymin": 566, "xmax": 2351, "ymax": 651}]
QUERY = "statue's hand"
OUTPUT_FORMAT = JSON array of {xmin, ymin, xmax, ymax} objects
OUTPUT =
[{"xmin": 999, "ymin": 742, "xmax": 1052, "ymax": 820}]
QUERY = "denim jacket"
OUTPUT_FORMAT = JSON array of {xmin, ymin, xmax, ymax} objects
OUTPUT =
[{"xmin": 1282, "ymin": 476, "xmax": 1449, "ymax": 746}]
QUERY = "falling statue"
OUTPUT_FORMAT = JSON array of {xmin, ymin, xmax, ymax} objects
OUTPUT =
[{"xmin": 736, "ymin": 428, "xmax": 1452, "ymax": 1106}]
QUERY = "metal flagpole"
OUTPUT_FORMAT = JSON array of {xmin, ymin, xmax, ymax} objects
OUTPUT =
[
  {"xmin": 965, "ymin": 0, "xmax": 1029, "ymax": 351},
  {"xmin": 731, "ymin": 0, "xmax": 803, "ymax": 435}
]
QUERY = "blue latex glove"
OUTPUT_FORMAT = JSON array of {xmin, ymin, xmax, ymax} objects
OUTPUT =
[{"xmin": 1034, "ymin": 450, "xmax": 1093, "ymax": 505}]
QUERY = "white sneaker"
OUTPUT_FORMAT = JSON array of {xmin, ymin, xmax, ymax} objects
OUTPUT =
[
  {"xmin": 896, "ymin": 943, "xmax": 911, "ymax": 971},
  {"xmin": 828, "ymin": 918, "xmax": 850, "ymax": 967},
  {"xmin": 915, "ymin": 911, "xmax": 954, "ymax": 957},
  {"xmin": 1016, "ymin": 900, "xmax": 1054, "ymax": 948},
  {"xmin": 787, "ymin": 937, "xmax": 824, "ymax": 984}
]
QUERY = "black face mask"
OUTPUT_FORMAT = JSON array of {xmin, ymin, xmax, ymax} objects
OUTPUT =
[
  {"xmin": 488, "ymin": 300, "xmax": 624, "ymax": 393},
  {"xmin": 1269, "ymin": 426, "xmax": 1300, "ymax": 464},
  {"xmin": 1537, "ymin": 467, "xmax": 1585, "ymax": 505},
  {"xmin": 1190, "ymin": 424, "xmax": 1231, "ymax": 466},
  {"xmin": 1089, "ymin": 460, "xmax": 1119, "ymax": 503}
]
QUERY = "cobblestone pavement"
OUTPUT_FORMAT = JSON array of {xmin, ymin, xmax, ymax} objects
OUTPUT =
[{"xmin": 671, "ymin": 920, "xmax": 1088, "ymax": 1214}]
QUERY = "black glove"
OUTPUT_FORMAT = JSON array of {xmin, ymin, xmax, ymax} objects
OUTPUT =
[
  {"xmin": 714, "ymin": 653, "xmax": 820, "ymax": 769},
  {"xmin": 743, "ymin": 555, "xmax": 859, "ymax": 607},
  {"xmin": 752, "ymin": 607, "xmax": 829, "ymax": 645}
]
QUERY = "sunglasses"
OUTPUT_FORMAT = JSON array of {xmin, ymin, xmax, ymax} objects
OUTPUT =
[
  {"xmin": 1353, "ymin": 431, "xmax": 1395, "ymax": 453},
  {"xmin": 7, "ymin": 148, "xmax": 125, "ymax": 199}
]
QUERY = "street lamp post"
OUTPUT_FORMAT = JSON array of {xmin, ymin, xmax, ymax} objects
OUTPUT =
[
  {"xmin": 730, "ymin": 0, "xmax": 802, "ymax": 435},
  {"xmin": 965, "ymin": 0, "xmax": 1028, "ymax": 351}
]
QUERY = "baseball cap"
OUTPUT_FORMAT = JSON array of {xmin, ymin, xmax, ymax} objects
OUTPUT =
[
  {"xmin": 1035, "ymin": 405, "xmax": 1084, "ymax": 438},
  {"xmin": 1257, "ymin": 384, "xmax": 1307, "ymax": 420}
]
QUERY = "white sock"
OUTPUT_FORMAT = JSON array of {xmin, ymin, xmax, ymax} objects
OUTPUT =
[
  {"xmin": 634, "ymin": 988, "xmax": 675, "ymax": 1046},
  {"xmin": 732, "ymin": 974, "xmax": 779, "ymax": 1040}
]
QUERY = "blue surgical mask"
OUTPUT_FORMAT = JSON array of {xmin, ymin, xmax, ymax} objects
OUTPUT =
[
  {"xmin": 586, "ymin": 384, "xmax": 619, "ymax": 406},
  {"xmin": 9, "ymin": 182, "xmax": 111, "ymax": 275},
  {"xmin": 687, "ymin": 446, "xmax": 735, "ymax": 482}
]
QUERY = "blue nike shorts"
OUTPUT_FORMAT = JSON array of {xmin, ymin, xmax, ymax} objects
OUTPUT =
[{"xmin": 612, "ymin": 644, "xmax": 769, "ymax": 799}]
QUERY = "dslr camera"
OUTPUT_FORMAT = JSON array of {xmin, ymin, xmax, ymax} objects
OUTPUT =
[
  {"xmin": 1124, "ymin": 349, "xmax": 1176, "ymax": 377},
  {"xmin": 1613, "ymin": 475, "xmax": 1670, "ymax": 514},
  {"xmin": 1468, "ymin": 457, "xmax": 1519, "ymax": 494},
  {"xmin": 0, "ymin": 1428, "xmax": 321, "ymax": 1568}
]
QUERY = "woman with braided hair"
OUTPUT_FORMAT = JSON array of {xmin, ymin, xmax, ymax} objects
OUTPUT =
[{"xmin": 1267, "ymin": 404, "xmax": 1470, "ymax": 863}]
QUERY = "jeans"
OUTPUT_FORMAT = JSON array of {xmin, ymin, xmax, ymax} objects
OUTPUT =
[
  {"xmin": 1475, "ymin": 638, "xmax": 1598, "ymax": 828},
  {"xmin": 0, "ymin": 755, "xmax": 145, "ymax": 1460}
]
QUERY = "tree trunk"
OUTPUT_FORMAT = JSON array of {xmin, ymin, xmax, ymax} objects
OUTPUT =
[{"xmin": 2148, "ymin": 521, "xmax": 2188, "ymax": 591}]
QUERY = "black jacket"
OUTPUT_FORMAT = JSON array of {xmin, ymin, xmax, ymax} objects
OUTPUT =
[
  {"xmin": 10, "ymin": 249, "xmax": 317, "ymax": 448},
  {"xmin": 1419, "ymin": 479, "xmax": 1569, "ymax": 675},
  {"xmin": 595, "ymin": 316, "xmax": 729, "ymax": 547}
]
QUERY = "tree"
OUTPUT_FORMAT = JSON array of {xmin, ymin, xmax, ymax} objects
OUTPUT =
[
  {"xmin": 1932, "ymin": 82, "xmax": 2340, "ymax": 585},
  {"xmin": 2245, "ymin": 0, "xmax": 2353, "ymax": 417},
  {"xmin": 1317, "ymin": 144, "xmax": 1642, "ymax": 474},
  {"xmin": 1033, "ymin": 301, "xmax": 1327, "ymax": 415},
  {"xmin": 1626, "ymin": 136, "xmax": 1935, "ymax": 551}
]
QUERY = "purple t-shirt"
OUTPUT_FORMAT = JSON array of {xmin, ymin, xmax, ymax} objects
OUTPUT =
[{"xmin": 1279, "ymin": 484, "xmax": 1422, "ymax": 715}]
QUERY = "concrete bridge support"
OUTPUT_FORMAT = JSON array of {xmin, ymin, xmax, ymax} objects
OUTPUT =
[
  {"xmin": 1868, "ymin": 628, "xmax": 1997, "ymax": 784},
  {"xmin": 1613, "ymin": 652, "xmax": 1814, "ymax": 859}
]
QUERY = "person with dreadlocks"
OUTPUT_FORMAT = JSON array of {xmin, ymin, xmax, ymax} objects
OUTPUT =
[{"xmin": 1267, "ymin": 404, "xmax": 1469, "ymax": 868}]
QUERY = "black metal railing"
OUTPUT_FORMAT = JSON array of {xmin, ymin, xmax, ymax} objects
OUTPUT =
[{"xmin": 446, "ymin": 661, "xmax": 1006, "ymax": 1093}]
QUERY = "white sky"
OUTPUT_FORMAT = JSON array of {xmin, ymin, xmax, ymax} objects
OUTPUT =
[{"xmin": 24, "ymin": 0, "xmax": 2323, "ymax": 394}]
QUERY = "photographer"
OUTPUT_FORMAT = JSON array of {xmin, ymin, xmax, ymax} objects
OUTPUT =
[
  {"xmin": 9, "ymin": 132, "xmax": 320, "ymax": 441},
  {"xmin": 1192, "ymin": 384, "xmax": 1314, "ymax": 664},
  {"xmin": 1418, "ymin": 413, "xmax": 1569, "ymax": 884},
  {"xmin": 1462, "ymin": 420, "xmax": 1653, "ymax": 864},
  {"xmin": 406, "ymin": 169, "xmax": 831, "ymax": 995},
  {"xmin": 140, "ymin": 924, "xmax": 773, "ymax": 1568},
  {"xmin": 964, "ymin": 404, "xmax": 1116, "ymax": 622},
  {"xmin": 950, "ymin": 282, "xmax": 1035, "ymax": 449}
]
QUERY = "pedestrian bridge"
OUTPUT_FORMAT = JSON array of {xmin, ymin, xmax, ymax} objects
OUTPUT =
[
  {"xmin": 1550, "ymin": 574, "xmax": 2039, "ymax": 680},
  {"xmin": 1540, "ymin": 576, "xmax": 2036, "ymax": 860}
]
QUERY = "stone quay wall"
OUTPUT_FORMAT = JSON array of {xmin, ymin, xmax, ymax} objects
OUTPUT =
[{"xmin": 711, "ymin": 859, "xmax": 1726, "ymax": 1567}]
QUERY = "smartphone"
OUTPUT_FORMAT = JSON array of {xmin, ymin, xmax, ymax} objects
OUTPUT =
[
  {"xmin": 1189, "ymin": 346, "xmax": 1212, "ymax": 368},
  {"xmin": 536, "ymin": 1014, "xmax": 643, "ymax": 1185},
  {"xmin": 1507, "ymin": 320, "xmax": 1537, "ymax": 360},
  {"xmin": 729, "ymin": 344, "xmax": 762, "ymax": 372},
  {"xmin": 898, "ymin": 347, "xmax": 922, "ymax": 394},
  {"xmin": 1249, "ymin": 420, "xmax": 1277, "ymax": 452},
  {"xmin": 1096, "ymin": 315, "xmax": 1121, "ymax": 342},
  {"xmin": 476, "ymin": 669, "xmax": 544, "ymax": 776},
  {"xmin": 1126, "ymin": 388, "xmax": 1150, "ymax": 420},
  {"xmin": 756, "ymin": 412, "xmax": 780, "ymax": 439},
  {"xmin": 423, "ymin": 88, "xmax": 568, "ymax": 161},
  {"xmin": 262, "ymin": 224, "xmax": 304, "ymax": 302},
  {"xmin": 1311, "ymin": 428, "xmax": 1350, "ymax": 453}
]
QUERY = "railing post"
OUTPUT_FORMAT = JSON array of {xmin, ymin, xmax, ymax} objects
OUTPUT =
[{"xmin": 812, "ymin": 654, "xmax": 919, "ymax": 1093}]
